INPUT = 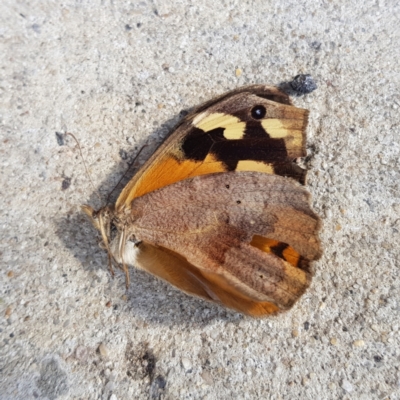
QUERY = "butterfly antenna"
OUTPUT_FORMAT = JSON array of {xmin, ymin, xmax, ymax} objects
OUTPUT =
[
  {"xmin": 66, "ymin": 132, "xmax": 102, "ymax": 203},
  {"xmin": 105, "ymin": 144, "xmax": 148, "ymax": 204}
]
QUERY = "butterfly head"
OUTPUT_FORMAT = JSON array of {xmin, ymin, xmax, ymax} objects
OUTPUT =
[{"xmin": 81, "ymin": 204, "xmax": 115, "ymax": 241}]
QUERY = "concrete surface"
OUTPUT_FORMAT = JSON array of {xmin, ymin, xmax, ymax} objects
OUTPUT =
[{"xmin": 1, "ymin": 0, "xmax": 399, "ymax": 399}]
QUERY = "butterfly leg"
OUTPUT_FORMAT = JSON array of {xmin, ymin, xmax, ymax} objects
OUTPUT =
[
  {"xmin": 118, "ymin": 229, "xmax": 131, "ymax": 288},
  {"xmin": 105, "ymin": 252, "xmax": 114, "ymax": 275},
  {"xmin": 122, "ymin": 261, "xmax": 130, "ymax": 288}
]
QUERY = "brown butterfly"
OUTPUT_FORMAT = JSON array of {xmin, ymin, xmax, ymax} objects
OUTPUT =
[{"xmin": 82, "ymin": 85, "xmax": 322, "ymax": 317}]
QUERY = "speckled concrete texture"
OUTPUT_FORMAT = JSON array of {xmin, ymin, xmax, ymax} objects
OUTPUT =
[{"xmin": 1, "ymin": 1, "xmax": 399, "ymax": 399}]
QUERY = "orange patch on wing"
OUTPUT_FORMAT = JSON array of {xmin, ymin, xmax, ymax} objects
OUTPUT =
[
  {"xmin": 250, "ymin": 235, "xmax": 301, "ymax": 268},
  {"xmin": 198, "ymin": 268, "xmax": 280, "ymax": 316},
  {"xmin": 250, "ymin": 236, "xmax": 280, "ymax": 253},
  {"xmin": 116, "ymin": 154, "xmax": 227, "ymax": 207},
  {"xmin": 243, "ymin": 300, "xmax": 280, "ymax": 316},
  {"xmin": 282, "ymin": 246, "xmax": 301, "ymax": 268}
]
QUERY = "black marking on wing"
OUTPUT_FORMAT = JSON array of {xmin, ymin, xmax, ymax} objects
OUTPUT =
[
  {"xmin": 270, "ymin": 242, "xmax": 289, "ymax": 259},
  {"xmin": 180, "ymin": 122, "xmax": 305, "ymax": 184},
  {"xmin": 269, "ymin": 243, "xmax": 311, "ymax": 273},
  {"xmin": 208, "ymin": 138, "xmax": 287, "ymax": 167},
  {"xmin": 244, "ymin": 120, "xmax": 271, "ymax": 138},
  {"xmin": 181, "ymin": 127, "xmax": 225, "ymax": 161},
  {"xmin": 297, "ymin": 256, "xmax": 310, "ymax": 272}
]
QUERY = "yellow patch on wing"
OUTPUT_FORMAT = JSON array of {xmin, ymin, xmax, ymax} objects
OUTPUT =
[
  {"xmin": 194, "ymin": 112, "xmax": 246, "ymax": 140},
  {"xmin": 261, "ymin": 118, "xmax": 305, "ymax": 158},
  {"xmin": 261, "ymin": 119, "xmax": 287, "ymax": 138},
  {"xmin": 236, "ymin": 160, "xmax": 274, "ymax": 174}
]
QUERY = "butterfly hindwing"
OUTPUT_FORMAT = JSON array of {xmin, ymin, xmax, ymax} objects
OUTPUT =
[
  {"xmin": 117, "ymin": 241, "xmax": 281, "ymax": 316},
  {"xmin": 113, "ymin": 172, "xmax": 321, "ymax": 315}
]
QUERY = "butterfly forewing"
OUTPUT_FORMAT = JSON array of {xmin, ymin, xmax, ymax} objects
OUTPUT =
[{"xmin": 116, "ymin": 85, "xmax": 308, "ymax": 207}]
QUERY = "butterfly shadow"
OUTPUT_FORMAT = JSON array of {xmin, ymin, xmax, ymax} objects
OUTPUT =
[
  {"xmin": 55, "ymin": 109, "xmax": 244, "ymax": 326},
  {"xmin": 122, "ymin": 269, "xmax": 245, "ymax": 326}
]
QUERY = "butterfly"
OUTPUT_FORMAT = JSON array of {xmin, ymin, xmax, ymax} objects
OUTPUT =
[{"xmin": 82, "ymin": 85, "xmax": 322, "ymax": 317}]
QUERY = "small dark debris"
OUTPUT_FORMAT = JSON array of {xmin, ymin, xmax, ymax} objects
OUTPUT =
[
  {"xmin": 236, "ymin": 200, "xmax": 241, "ymax": 204},
  {"xmin": 310, "ymin": 41, "xmax": 321, "ymax": 50},
  {"xmin": 119, "ymin": 149, "xmax": 128, "ymax": 160},
  {"xmin": 342, "ymin": 326, "xmax": 348, "ymax": 332},
  {"xmin": 153, "ymin": 375, "xmax": 166, "ymax": 389},
  {"xmin": 61, "ymin": 177, "xmax": 71, "ymax": 190},
  {"xmin": 373, "ymin": 355, "xmax": 383, "ymax": 362},
  {"xmin": 304, "ymin": 321, "xmax": 310, "ymax": 331},
  {"xmin": 150, "ymin": 375, "xmax": 166, "ymax": 399},
  {"xmin": 225, "ymin": 184, "xmax": 230, "ymax": 189},
  {"xmin": 31, "ymin": 23, "xmax": 41, "ymax": 33},
  {"xmin": 289, "ymin": 74, "xmax": 317, "ymax": 94},
  {"xmin": 137, "ymin": 22, "xmax": 142, "ymax": 28},
  {"xmin": 55, "ymin": 132, "xmax": 65, "ymax": 146},
  {"xmin": 179, "ymin": 109, "xmax": 189, "ymax": 118},
  {"xmin": 143, "ymin": 350, "xmax": 156, "ymax": 380},
  {"xmin": 125, "ymin": 342, "xmax": 157, "ymax": 382},
  {"xmin": 125, "ymin": 24, "xmax": 132, "ymax": 31},
  {"xmin": 363, "ymin": 198, "xmax": 375, "ymax": 212}
]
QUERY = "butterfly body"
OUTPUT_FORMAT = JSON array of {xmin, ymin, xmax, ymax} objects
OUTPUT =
[{"xmin": 83, "ymin": 85, "xmax": 321, "ymax": 317}]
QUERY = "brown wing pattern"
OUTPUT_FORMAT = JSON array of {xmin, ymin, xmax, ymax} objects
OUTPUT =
[
  {"xmin": 117, "ymin": 172, "xmax": 321, "ymax": 315},
  {"xmin": 133, "ymin": 242, "xmax": 281, "ymax": 316}
]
